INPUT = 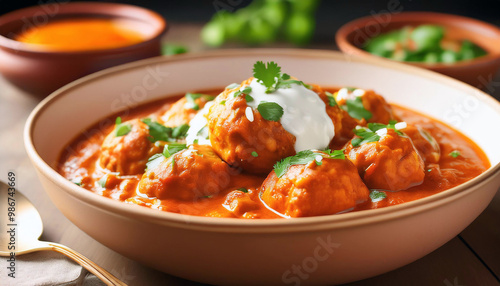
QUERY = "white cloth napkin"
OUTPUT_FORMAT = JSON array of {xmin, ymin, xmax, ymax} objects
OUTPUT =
[{"xmin": 0, "ymin": 251, "xmax": 102, "ymax": 286}]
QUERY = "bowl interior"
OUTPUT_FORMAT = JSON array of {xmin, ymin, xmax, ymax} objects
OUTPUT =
[
  {"xmin": 29, "ymin": 50, "xmax": 500, "ymax": 175},
  {"xmin": 0, "ymin": 2, "xmax": 166, "ymax": 52}
]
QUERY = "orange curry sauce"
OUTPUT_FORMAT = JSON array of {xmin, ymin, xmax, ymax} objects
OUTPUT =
[
  {"xmin": 16, "ymin": 18, "xmax": 144, "ymax": 51},
  {"xmin": 58, "ymin": 88, "xmax": 490, "ymax": 219}
]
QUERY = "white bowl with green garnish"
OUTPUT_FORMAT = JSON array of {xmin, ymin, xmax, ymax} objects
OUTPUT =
[{"xmin": 24, "ymin": 49, "xmax": 500, "ymax": 285}]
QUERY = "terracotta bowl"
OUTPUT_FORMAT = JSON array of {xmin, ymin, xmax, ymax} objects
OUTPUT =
[
  {"xmin": 24, "ymin": 49, "xmax": 500, "ymax": 285},
  {"xmin": 0, "ymin": 2, "xmax": 167, "ymax": 96},
  {"xmin": 336, "ymin": 12, "xmax": 500, "ymax": 88}
]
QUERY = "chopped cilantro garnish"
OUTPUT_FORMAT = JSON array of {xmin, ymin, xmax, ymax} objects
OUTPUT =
[
  {"xmin": 245, "ymin": 94, "xmax": 254, "ymax": 102},
  {"xmin": 172, "ymin": 124, "xmax": 190, "ymax": 138},
  {"xmin": 449, "ymin": 150, "xmax": 461, "ymax": 158},
  {"xmin": 238, "ymin": 188, "xmax": 248, "ymax": 193},
  {"xmin": 351, "ymin": 121, "xmax": 403, "ymax": 147},
  {"xmin": 234, "ymin": 86, "xmax": 252, "ymax": 98},
  {"xmin": 346, "ymin": 87, "xmax": 357, "ymax": 92},
  {"xmin": 193, "ymin": 139, "xmax": 199, "ymax": 145},
  {"xmin": 220, "ymin": 100, "xmax": 226, "ymax": 105},
  {"xmin": 204, "ymin": 195, "xmax": 213, "ymax": 199},
  {"xmin": 342, "ymin": 97, "xmax": 373, "ymax": 120},
  {"xmin": 163, "ymin": 143, "xmax": 187, "ymax": 158},
  {"xmin": 185, "ymin": 93, "xmax": 215, "ymax": 110},
  {"xmin": 251, "ymin": 151, "xmax": 259, "ymax": 157},
  {"xmin": 141, "ymin": 118, "xmax": 188, "ymax": 142},
  {"xmin": 97, "ymin": 173, "xmax": 118, "ymax": 188},
  {"xmin": 257, "ymin": 102, "xmax": 284, "ymax": 121},
  {"xmin": 273, "ymin": 149, "xmax": 345, "ymax": 178},
  {"xmin": 114, "ymin": 117, "xmax": 132, "ymax": 137},
  {"xmin": 325, "ymin": 91, "xmax": 338, "ymax": 107},
  {"xmin": 369, "ymin": 190, "xmax": 387, "ymax": 202}
]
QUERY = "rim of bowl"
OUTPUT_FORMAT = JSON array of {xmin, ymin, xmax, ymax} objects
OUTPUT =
[
  {"xmin": 336, "ymin": 11, "xmax": 500, "ymax": 69},
  {"xmin": 24, "ymin": 49, "xmax": 500, "ymax": 233},
  {"xmin": 0, "ymin": 2, "xmax": 168, "ymax": 55}
]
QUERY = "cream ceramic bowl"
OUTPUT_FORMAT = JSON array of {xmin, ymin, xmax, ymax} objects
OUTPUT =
[{"xmin": 25, "ymin": 49, "xmax": 500, "ymax": 285}]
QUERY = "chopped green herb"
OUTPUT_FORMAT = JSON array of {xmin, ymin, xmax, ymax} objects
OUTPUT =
[
  {"xmin": 257, "ymin": 101, "xmax": 284, "ymax": 121},
  {"xmin": 226, "ymin": 83, "xmax": 240, "ymax": 90},
  {"xmin": 245, "ymin": 94, "xmax": 254, "ymax": 102},
  {"xmin": 141, "ymin": 118, "xmax": 172, "ymax": 142},
  {"xmin": 185, "ymin": 93, "xmax": 214, "ymax": 110},
  {"xmin": 369, "ymin": 190, "xmax": 387, "ymax": 202},
  {"xmin": 342, "ymin": 97, "xmax": 373, "ymax": 120},
  {"xmin": 273, "ymin": 149, "xmax": 344, "ymax": 178},
  {"xmin": 238, "ymin": 188, "xmax": 248, "ymax": 193},
  {"xmin": 234, "ymin": 86, "xmax": 252, "ymax": 98},
  {"xmin": 346, "ymin": 87, "xmax": 356, "ymax": 92},
  {"xmin": 251, "ymin": 151, "xmax": 259, "ymax": 157},
  {"xmin": 193, "ymin": 139, "xmax": 199, "ymax": 145},
  {"xmin": 220, "ymin": 100, "xmax": 226, "ymax": 105},
  {"xmin": 114, "ymin": 117, "xmax": 132, "ymax": 137},
  {"xmin": 171, "ymin": 157, "xmax": 176, "ymax": 170},
  {"xmin": 449, "ymin": 150, "xmax": 461, "ymax": 158},
  {"xmin": 163, "ymin": 143, "xmax": 187, "ymax": 158},
  {"xmin": 172, "ymin": 124, "xmax": 190, "ymax": 138},
  {"xmin": 325, "ymin": 91, "xmax": 337, "ymax": 107},
  {"xmin": 141, "ymin": 118, "xmax": 189, "ymax": 142},
  {"xmin": 204, "ymin": 195, "xmax": 213, "ymax": 199},
  {"xmin": 71, "ymin": 177, "xmax": 83, "ymax": 186},
  {"xmin": 351, "ymin": 122, "xmax": 403, "ymax": 147},
  {"xmin": 145, "ymin": 153, "xmax": 164, "ymax": 171}
]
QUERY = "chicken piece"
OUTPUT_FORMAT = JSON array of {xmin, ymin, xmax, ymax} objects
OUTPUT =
[
  {"xmin": 335, "ymin": 88, "xmax": 396, "ymax": 124},
  {"xmin": 345, "ymin": 128, "xmax": 425, "ymax": 191},
  {"xmin": 207, "ymin": 78, "xmax": 296, "ymax": 174},
  {"xmin": 223, "ymin": 189, "xmax": 260, "ymax": 217},
  {"xmin": 99, "ymin": 119, "xmax": 161, "ymax": 175},
  {"xmin": 159, "ymin": 93, "xmax": 214, "ymax": 127},
  {"xmin": 261, "ymin": 151, "xmax": 370, "ymax": 217},
  {"xmin": 137, "ymin": 145, "xmax": 231, "ymax": 201},
  {"xmin": 402, "ymin": 124, "xmax": 440, "ymax": 164}
]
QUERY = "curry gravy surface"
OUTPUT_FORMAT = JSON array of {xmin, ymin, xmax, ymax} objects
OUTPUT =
[{"xmin": 58, "ymin": 88, "xmax": 490, "ymax": 219}]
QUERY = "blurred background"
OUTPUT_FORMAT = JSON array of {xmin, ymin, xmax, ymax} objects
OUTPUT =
[{"xmin": 2, "ymin": 0, "xmax": 500, "ymax": 50}]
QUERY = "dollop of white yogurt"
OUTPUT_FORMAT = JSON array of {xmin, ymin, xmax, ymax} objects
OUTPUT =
[
  {"xmin": 186, "ymin": 101, "xmax": 213, "ymax": 145},
  {"xmin": 245, "ymin": 78, "xmax": 335, "ymax": 152}
]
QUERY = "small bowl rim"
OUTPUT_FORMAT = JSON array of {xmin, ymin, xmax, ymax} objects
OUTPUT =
[
  {"xmin": 24, "ymin": 49, "xmax": 500, "ymax": 233},
  {"xmin": 0, "ymin": 1, "xmax": 168, "ymax": 55},
  {"xmin": 335, "ymin": 11, "xmax": 500, "ymax": 69}
]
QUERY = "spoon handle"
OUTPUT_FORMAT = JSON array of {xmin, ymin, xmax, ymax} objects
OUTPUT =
[{"xmin": 44, "ymin": 242, "xmax": 128, "ymax": 286}]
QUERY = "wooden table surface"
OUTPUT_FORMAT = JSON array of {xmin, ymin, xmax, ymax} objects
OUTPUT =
[{"xmin": 1, "ymin": 23, "xmax": 500, "ymax": 286}]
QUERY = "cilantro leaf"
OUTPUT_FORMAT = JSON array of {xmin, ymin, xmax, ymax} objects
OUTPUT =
[
  {"xmin": 251, "ymin": 151, "xmax": 259, "ymax": 157},
  {"xmin": 342, "ymin": 97, "xmax": 373, "ymax": 120},
  {"xmin": 226, "ymin": 83, "xmax": 239, "ymax": 90},
  {"xmin": 253, "ymin": 61, "xmax": 281, "ymax": 89},
  {"xmin": 351, "ymin": 122, "xmax": 405, "ymax": 147},
  {"xmin": 273, "ymin": 150, "xmax": 345, "ymax": 178},
  {"xmin": 71, "ymin": 177, "xmax": 83, "ymax": 186},
  {"xmin": 163, "ymin": 143, "xmax": 187, "ymax": 158},
  {"xmin": 114, "ymin": 117, "xmax": 132, "ymax": 137},
  {"xmin": 234, "ymin": 86, "xmax": 252, "ymax": 98},
  {"xmin": 449, "ymin": 150, "xmax": 461, "ymax": 158},
  {"xmin": 238, "ymin": 187, "xmax": 248, "ymax": 193},
  {"xmin": 369, "ymin": 190, "xmax": 387, "ymax": 202},
  {"xmin": 257, "ymin": 102, "xmax": 284, "ymax": 121},
  {"xmin": 325, "ymin": 91, "xmax": 338, "ymax": 107}
]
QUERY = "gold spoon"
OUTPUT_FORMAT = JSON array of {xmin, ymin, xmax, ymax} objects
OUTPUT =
[{"xmin": 0, "ymin": 181, "xmax": 127, "ymax": 286}]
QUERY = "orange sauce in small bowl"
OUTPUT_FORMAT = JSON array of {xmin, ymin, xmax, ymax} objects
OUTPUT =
[{"xmin": 15, "ymin": 18, "xmax": 145, "ymax": 51}]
